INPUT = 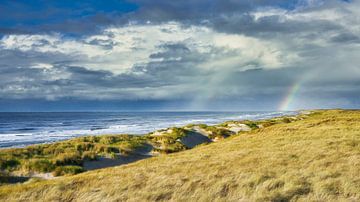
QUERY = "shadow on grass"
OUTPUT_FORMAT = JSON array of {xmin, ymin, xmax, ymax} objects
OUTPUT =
[
  {"xmin": 0, "ymin": 176, "xmax": 31, "ymax": 184},
  {"xmin": 83, "ymin": 143, "xmax": 154, "ymax": 171},
  {"xmin": 180, "ymin": 131, "xmax": 212, "ymax": 148},
  {"xmin": 83, "ymin": 154, "xmax": 152, "ymax": 171}
]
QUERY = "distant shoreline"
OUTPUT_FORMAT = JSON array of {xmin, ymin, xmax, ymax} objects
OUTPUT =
[
  {"xmin": 0, "ymin": 111, "xmax": 303, "ymax": 180},
  {"xmin": 0, "ymin": 111, "xmax": 296, "ymax": 149}
]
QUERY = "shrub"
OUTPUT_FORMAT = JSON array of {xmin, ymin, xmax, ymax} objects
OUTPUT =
[
  {"xmin": 198, "ymin": 126, "xmax": 232, "ymax": 139},
  {"xmin": 75, "ymin": 143, "xmax": 94, "ymax": 152},
  {"xmin": 208, "ymin": 128, "xmax": 233, "ymax": 139},
  {"xmin": 94, "ymin": 145, "xmax": 120, "ymax": 154},
  {"xmin": 26, "ymin": 146, "xmax": 43, "ymax": 156},
  {"xmin": 282, "ymin": 117, "xmax": 292, "ymax": 123},
  {"xmin": 52, "ymin": 166, "xmax": 84, "ymax": 177},
  {"xmin": 54, "ymin": 152, "xmax": 82, "ymax": 166},
  {"xmin": 162, "ymin": 142, "xmax": 187, "ymax": 154},
  {"xmin": 82, "ymin": 136, "xmax": 100, "ymax": 143},
  {"xmin": 107, "ymin": 152, "xmax": 117, "ymax": 159},
  {"xmin": 26, "ymin": 159, "xmax": 55, "ymax": 173},
  {"xmin": 243, "ymin": 121, "xmax": 259, "ymax": 129},
  {"xmin": 99, "ymin": 136, "xmax": 116, "ymax": 144},
  {"xmin": 0, "ymin": 158, "xmax": 20, "ymax": 171},
  {"xmin": 82, "ymin": 151, "xmax": 97, "ymax": 161},
  {"xmin": 198, "ymin": 124, "xmax": 208, "ymax": 129},
  {"xmin": 185, "ymin": 123, "xmax": 196, "ymax": 128}
]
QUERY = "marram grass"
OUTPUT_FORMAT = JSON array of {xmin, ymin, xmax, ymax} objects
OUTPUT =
[{"xmin": 0, "ymin": 110, "xmax": 359, "ymax": 201}]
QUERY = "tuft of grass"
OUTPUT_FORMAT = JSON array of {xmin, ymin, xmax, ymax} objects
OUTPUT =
[
  {"xmin": 52, "ymin": 166, "xmax": 84, "ymax": 177},
  {"xmin": 242, "ymin": 120, "xmax": 259, "ymax": 129},
  {"xmin": 24, "ymin": 159, "xmax": 55, "ymax": 173},
  {"xmin": 196, "ymin": 125, "xmax": 233, "ymax": 139},
  {"xmin": 147, "ymin": 127, "xmax": 188, "ymax": 153},
  {"xmin": 0, "ymin": 159, "xmax": 20, "ymax": 171}
]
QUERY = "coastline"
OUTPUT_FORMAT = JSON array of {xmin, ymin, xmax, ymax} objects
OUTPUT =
[
  {"xmin": 0, "ymin": 111, "xmax": 304, "ymax": 182},
  {"xmin": 1, "ymin": 109, "xmax": 360, "ymax": 201},
  {"xmin": 0, "ymin": 111, "xmax": 295, "ymax": 149}
]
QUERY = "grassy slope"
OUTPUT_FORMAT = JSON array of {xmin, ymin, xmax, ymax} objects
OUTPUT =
[
  {"xmin": 0, "ymin": 134, "xmax": 148, "ymax": 176},
  {"xmin": 0, "ymin": 110, "xmax": 359, "ymax": 201}
]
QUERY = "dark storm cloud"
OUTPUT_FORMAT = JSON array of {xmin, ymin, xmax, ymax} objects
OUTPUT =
[
  {"xmin": 331, "ymin": 33, "xmax": 360, "ymax": 43},
  {"xmin": 0, "ymin": 0, "xmax": 320, "ymax": 35},
  {"xmin": 129, "ymin": 0, "xmax": 299, "ymax": 21},
  {"xmin": 209, "ymin": 15, "xmax": 342, "ymax": 36},
  {"xmin": 0, "ymin": 0, "xmax": 359, "ymax": 110},
  {"xmin": 0, "ymin": 45, "xmax": 197, "ymax": 100},
  {"xmin": 129, "ymin": 0, "xmax": 347, "ymax": 37}
]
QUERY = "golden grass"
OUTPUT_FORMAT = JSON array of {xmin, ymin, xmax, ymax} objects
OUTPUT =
[
  {"xmin": 0, "ymin": 110, "xmax": 359, "ymax": 201},
  {"xmin": 0, "ymin": 134, "xmax": 149, "ymax": 176}
]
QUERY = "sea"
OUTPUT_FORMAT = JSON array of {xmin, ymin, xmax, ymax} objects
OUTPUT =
[{"xmin": 0, "ymin": 111, "xmax": 296, "ymax": 148}]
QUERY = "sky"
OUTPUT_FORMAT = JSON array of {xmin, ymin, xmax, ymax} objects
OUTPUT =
[{"xmin": 0, "ymin": 0, "xmax": 359, "ymax": 111}]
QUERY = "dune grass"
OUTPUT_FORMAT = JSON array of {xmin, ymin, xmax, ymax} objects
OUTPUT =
[
  {"xmin": 146, "ymin": 127, "xmax": 188, "ymax": 154},
  {"xmin": 0, "ymin": 134, "xmax": 148, "ymax": 176},
  {"xmin": 0, "ymin": 116, "xmax": 279, "ymax": 177},
  {"xmin": 0, "ymin": 109, "xmax": 359, "ymax": 201}
]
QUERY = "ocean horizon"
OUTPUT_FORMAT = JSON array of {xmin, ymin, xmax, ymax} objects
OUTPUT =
[{"xmin": 0, "ymin": 111, "xmax": 295, "ymax": 148}]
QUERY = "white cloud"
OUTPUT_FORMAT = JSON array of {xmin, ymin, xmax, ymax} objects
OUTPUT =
[
  {"xmin": 30, "ymin": 63, "xmax": 53, "ymax": 69},
  {"xmin": 1, "ymin": 1, "xmax": 359, "ymax": 109},
  {"xmin": 0, "ymin": 22, "xmax": 294, "ymax": 74}
]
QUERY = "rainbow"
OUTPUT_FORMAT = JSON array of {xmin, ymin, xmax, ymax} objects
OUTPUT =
[
  {"xmin": 279, "ymin": 82, "xmax": 301, "ymax": 111},
  {"xmin": 278, "ymin": 69, "xmax": 314, "ymax": 111},
  {"xmin": 278, "ymin": 66, "xmax": 330, "ymax": 111}
]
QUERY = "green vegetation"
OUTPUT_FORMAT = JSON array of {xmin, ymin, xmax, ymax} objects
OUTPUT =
[
  {"xmin": 0, "ymin": 112, "xmax": 306, "ymax": 178},
  {"xmin": 0, "ymin": 159, "xmax": 20, "ymax": 171},
  {"xmin": 0, "ymin": 135, "xmax": 148, "ymax": 176},
  {"xmin": 147, "ymin": 128, "xmax": 188, "ymax": 153},
  {"xmin": 52, "ymin": 166, "xmax": 84, "ymax": 177},
  {"xmin": 242, "ymin": 120, "xmax": 259, "ymax": 129},
  {"xmin": 198, "ymin": 124, "xmax": 233, "ymax": 139},
  {"xmin": 0, "ymin": 110, "xmax": 359, "ymax": 201}
]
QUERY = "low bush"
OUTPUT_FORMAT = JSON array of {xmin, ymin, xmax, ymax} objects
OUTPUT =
[
  {"xmin": 94, "ymin": 145, "xmax": 120, "ymax": 154},
  {"xmin": 52, "ymin": 166, "xmax": 84, "ymax": 177},
  {"xmin": 208, "ymin": 128, "xmax": 233, "ymax": 139},
  {"xmin": 75, "ymin": 143, "xmax": 94, "ymax": 152},
  {"xmin": 243, "ymin": 121, "xmax": 259, "ymax": 129},
  {"xmin": 0, "ymin": 159, "xmax": 20, "ymax": 171},
  {"xmin": 162, "ymin": 142, "xmax": 187, "ymax": 153},
  {"xmin": 282, "ymin": 117, "xmax": 292, "ymax": 123},
  {"xmin": 54, "ymin": 152, "xmax": 82, "ymax": 166},
  {"xmin": 81, "ymin": 151, "xmax": 97, "ymax": 161},
  {"xmin": 99, "ymin": 136, "xmax": 117, "ymax": 145},
  {"xmin": 25, "ymin": 159, "xmax": 55, "ymax": 173}
]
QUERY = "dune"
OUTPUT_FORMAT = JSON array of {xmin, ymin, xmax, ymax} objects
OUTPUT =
[
  {"xmin": 0, "ymin": 110, "xmax": 359, "ymax": 201},
  {"xmin": 179, "ymin": 130, "xmax": 212, "ymax": 148},
  {"xmin": 84, "ymin": 144, "xmax": 154, "ymax": 170}
]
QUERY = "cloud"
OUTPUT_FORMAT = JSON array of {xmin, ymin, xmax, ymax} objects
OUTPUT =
[
  {"xmin": 0, "ymin": 22, "xmax": 296, "ymax": 103},
  {"xmin": 1, "ymin": 22, "xmax": 292, "ymax": 73},
  {"xmin": 0, "ymin": 0, "xmax": 359, "ymax": 110}
]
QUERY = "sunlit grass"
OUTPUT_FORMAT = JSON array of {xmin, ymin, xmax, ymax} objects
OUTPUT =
[
  {"xmin": 0, "ymin": 134, "xmax": 148, "ymax": 176},
  {"xmin": 0, "ymin": 116, "xmax": 283, "ymax": 177},
  {"xmin": 0, "ymin": 110, "xmax": 358, "ymax": 201}
]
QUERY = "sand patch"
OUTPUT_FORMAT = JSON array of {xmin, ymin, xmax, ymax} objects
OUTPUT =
[
  {"xmin": 225, "ymin": 123, "xmax": 251, "ymax": 133},
  {"xmin": 84, "ymin": 143, "xmax": 154, "ymax": 170},
  {"xmin": 83, "ymin": 154, "xmax": 152, "ymax": 171},
  {"xmin": 180, "ymin": 131, "xmax": 212, "ymax": 148}
]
